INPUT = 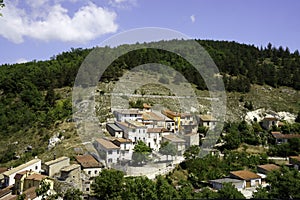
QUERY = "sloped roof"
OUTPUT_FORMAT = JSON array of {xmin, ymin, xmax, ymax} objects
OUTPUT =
[
  {"xmin": 25, "ymin": 173, "xmax": 47, "ymax": 181},
  {"xmin": 3, "ymin": 159, "xmax": 41, "ymax": 177},
  {"xmin": 75, "ymin": 155, "xmax": 103, "ymax": 168},
  {"xmin": 257, "ymin": 164, "xmax": 280, "ymax": 172},
  {"xmin": 163, "ymin": 134, "xmax": 185, "ymax": 143},
  {"xmin": 230, "ymin": 170, "xmax": 261, "ymax": 180},
  {"xmin": 199, "ymin": 114, "xmax": 217, "ymax": 122},
  {"xmin": 44, "ymin": 156, "xmax": 69, "ymax": 166},
  {"xmin": 95, "ymin": 138, "xmax": 120, "ymax": 150}
]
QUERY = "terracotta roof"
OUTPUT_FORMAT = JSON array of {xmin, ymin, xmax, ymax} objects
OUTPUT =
[
  {"xmin": 163, "ymin": 134, "xmax": 185, "ymax": 143},
  {"xmin": 271, "ymin": 132, "xmax": 300, "ymax": 139},
  {"xmin": 289, "ymin": 156, "xmax": 300, "ymax": 162},
  {"xmin": 142, "ymin": 112, "xmax": 164, "ymax": 121},
  {"xmin": 95, "ymin": 138, "xmax": 120, "ymax": 150},
  {"xmin": 147, "ymin": 127, "xmax": 168, "ymax": 133},
  {"xmin": 0, "ymin": 167, "xmax": 8, "ymax": 174},
  {"xmin": 230, "ymin": 170, "xmax": 261, "ymax": 180},
  {"xmin": 257, "ymin": 164, "xmax": 280, "ymax": 172},
  {"xmin": 14, "ymin": 171, "xmax": 29, "ymax": 180},
  {"xmin": 75, "ymin": 155, "xmax": 103, "ymax": 168},
  {"xmin": 143, "ymin": 103, "xmax": 151, "ymax": 109},
  {"xmin": 113, "ymin": 138, "xmax": 132, "ymax": 143},
  {"xmin": 162, "ymin": 109, "xmax": 181, "ymax": 118},
  {"xmin": 23, "ymin": 186, "xmax": 37, "ymax": 200},
  {"xmin": 199, "ymin": 115, "xmax": 217, "ymax": 122},
  {"xmin": 25, "ymin": 173, "xmax": 46, "ymax": 181},
  {"xmin": 263, "ymin": 116, "xmax": 278, "ymax": 121}
]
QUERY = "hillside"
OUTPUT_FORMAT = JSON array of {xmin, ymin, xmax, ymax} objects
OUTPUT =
[{"xmin": 0, "ymin": 39, "xmax": 299, "ymax": 166}]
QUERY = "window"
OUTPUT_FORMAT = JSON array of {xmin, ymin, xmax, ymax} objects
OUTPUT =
[
  {"xmin": 108, "ymin": 150, "xmax": 112, "ymax": 154},
  {"xmin": 35, "ymin": 166, "xmax": 38, "ymax": 170},
  {"xmin": 95, "ymin": 170, "xmax": 97, "ymax": 174},
  {"xmin": 88, "ymin": 171, "xmax": 91, "ymax": 175},
  {"xmin": 86, "ymin": 188, "xmax": 90, "ymax": 191},
  {"xmin": 117, "ymin": 150, "xmax": 120, "ymax": 154},
  {"xmin": 108, "ymin": 158, "xmax": 112, "ymax": 163}
]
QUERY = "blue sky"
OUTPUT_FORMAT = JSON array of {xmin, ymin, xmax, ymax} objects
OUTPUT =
[{"xmin": 0, "ymin": 0, "xmax": 299, "ymax": 64}]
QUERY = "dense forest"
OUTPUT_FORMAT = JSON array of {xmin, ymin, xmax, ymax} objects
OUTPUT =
[{"xmin": 0, "ymin": 39, "xmax": 299, "ymax": 163}]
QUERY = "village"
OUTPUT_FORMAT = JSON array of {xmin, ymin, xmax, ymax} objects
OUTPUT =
[{"xmin": 1, "ymin": 103, "xmax": 300, "ymax": 199}]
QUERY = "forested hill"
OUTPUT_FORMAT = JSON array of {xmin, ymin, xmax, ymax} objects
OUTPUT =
[{"xmin": 0, "ymin": 39, "xmax": 299, "ymax": 165}]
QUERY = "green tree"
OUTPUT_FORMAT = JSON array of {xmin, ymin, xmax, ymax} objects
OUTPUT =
[
  {"xmin": 183, "ymin": 145, "xmax": 200, "ymax": 160},
  {"xmin": 63, "ymin": 188, "xmax": 83, "ymax": 200},
  {"xmin": 266, "ymin": 166, "xmax": 300, "ymax": 199},
  {"xmin": 252, "ymin": 186, "xmax": 269, "ymax": 199},
  {"xmin": 156, "ymin": 175, "xmax": 179, "ymax": 200},
  {"xmin": 121, "ymin": 176, "xmax": 157, "ymax": 200},
  {"xmin": 132, "ymin": 141, "xmax": 152, "ymax": 166},
  {"xmin": 91, "ymin": 169, "xmax": 124, "ymax": 200},
  {"xmin": 35, "ymin": 180, "xmax": 50, "ymax": 200},
  {"xmin": 295, "ymin": 112, "xmax": 300, "ymax": 123},
  {"xmin": 193, "ymin": 187, "xmax": 219, "ymax": 199},
  {"xmin": 159, "ymin": 141, "xmax": 177, "ymax": 156},
  {"xmin": 218, "ymin": 183, "xmax": 245, "ymax": 199}
]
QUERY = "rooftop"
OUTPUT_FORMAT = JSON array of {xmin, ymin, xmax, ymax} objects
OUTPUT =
[
  {"xmin": 257, "ymin": 164, "xmax": 280, "ymax": 172},
  {"xmin": 162, "ymin": 109, "xmax": 181, "ymax": 118},
  {"xmin": 147, "ymin": 127, "xmax": 168, "ymax": 133},
  {"xmin": 44, "ymin": 156, "xmax": 69, "ymax": 166},
  {"xmin": 106, "ymin": 123, "xmax": 123, "ymax": 132},
  {"xmin": 209, "ymin": 178, "xmax": 244, "ymax": 184},
  {"xmin": 0, "ymin": 167, "xmax": 8, "ymax": 174},
  {"xmin": 95, "ymin": 138, "xmax": 120, "ymax": 150},
  {"xmin": 61, "ymin": 164, "xmax": 80, "ymax": 172},
  {"xmin": 26, "ymin": 173, "xmax": 47, "ymax": 181},
  {"xmin": 114, "ymin": 109, "xmax": 141, "ymax": 115},
  {"xmin": 113, "ymin": 138, "xmax": 132, "ymax": 143},
  {"xmin": 289, "ymin": 155, "xmax": 300, "ymax": 162},
  {"xmin": 143, "ymin": 112, "xmax": 164, "ymax": 121},
  {"xmin": 230, "ymin": 170, "xmax": 261, "ymax": 180},
  {"xmin": 117, "ymin": 120, "xmax": 146, "ymax": 128},
  {"xmin": 3, "ymin": 159, "xmax": 41, "ymax": 177},
  {"xmin": 271, "ymin": 132, "xmax": 300, "ymax": 139},
  {"xmin": 75, "ymin": 155, "xmax": 103, "ymax": 168},
  {"xmin": 199, "ymin": 114, "xmax": 217, "ymax": 122},
  {"xmin": 163, "ymin": 134, "xmax": 185, "ymax": 143}
]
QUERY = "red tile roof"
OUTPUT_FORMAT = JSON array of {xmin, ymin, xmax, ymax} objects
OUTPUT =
[
  {"xmin": 271, "ymin": 132, "xmax": 300, "ymax": 139},
  {"xmin": 257, "ymin": 164, "xmax": 280, "ymax": 172},
  {"xmin": 75, "ymin": 155, "xmax": 103, "ymax": 168},
  {"xmin": 230, "ymin": 170, "xmax": 261, "ymax": 180},
  {"xmin": 25, "ymin": 173, "xmax": 46, "ymax": 181}
]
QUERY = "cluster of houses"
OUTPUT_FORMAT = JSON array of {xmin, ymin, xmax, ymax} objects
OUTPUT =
[
  {"xmin": 2, "ymin": 154, "xmax": 300, "ymax": 199},
  {"xmin": 92, "ymin": 104, "xmax": 217, "ymax": 167},
  {"xmin": 0, "ymin": 154, "xmax": 105, "ymax": 200}
]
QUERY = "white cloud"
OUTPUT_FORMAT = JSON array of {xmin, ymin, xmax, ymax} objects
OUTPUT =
[
  {"xmin": 190, "ymin": 15, "xmax": 196, "ymax": 23},
  {"xmin": 108, "ymin": 0, "xmax": 136, "ymax": 9},
  {"xmin": 16, "ymin": 58, "xmax": 29, "ymax": 64},
  {"xmin": 0, "ymin": 1, "xmax": 118, "ymax": 43}
]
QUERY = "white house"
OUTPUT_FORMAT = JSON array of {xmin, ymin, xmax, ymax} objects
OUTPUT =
[
  {"xmin": 199, "ymin": 115, "xmax": 217, "ymax": 129},
  {"xmin": 116, "ymin": 120, "xmax": 147, "ymax": 144},
  {"xmin": 75, "ymin": 155, "xmax": 104, "ymax": 177},
  {"xmin": 2, "ymin": 158, "xmax": 41, "ymax": 187},
  {"xmin": 142, "ymin": 111, "xmax": 166, "ymax": 128},
  {"xmin": 106, "ymin": 123, "xmax": 124, "ymax": 138},
  {"xmin": 209, "ymin": 178, "xmax": 244, "ymax": 190},
  {"xmin": 43, "ymin": 156, "xmax": 70, "ymax": 177},
  {"xmin": 146, "ymin": 127, "xmax": 169, "ymax": 151},
  {"xmin": 162, "ymin": 134, "xmax": 186, "ymax": 155},
  {"xmin": 229, "ymin": 170, "xmax": 262, "ymax": 188},
  {"xmin": 112, "ymin": 138, "xmax": 134, "ymax": 161},
  {"xmin": 113, "ymin": 109, "xmax": 143, "ymax": 122},
  {"xmin": 262, "ymin": 116, "xmax": 279, "ymax": 130},
  {"xmin": 94, "ymin": 138, "xmax": 120, "ymax": 167}
]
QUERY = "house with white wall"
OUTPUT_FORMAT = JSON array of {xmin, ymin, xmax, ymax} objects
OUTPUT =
[
  {"xmin": 199, "ymin": 115, "xmax": 217, "ymax": 129},
  {"xmin": 2, "ymin": 158, "xmax": 41, "ymax": 187},
  {"xmin": 146, "ymin": 127, "xmax": 169, "ymax": 151},
  {"xmin": 75, "ymin": 155, "xmax": 104, "ymax": 178},
  {"xmin": 116, "ymin": 120, "xmax": 147, "ymax": 144},
  {"xmin": 229, "ymin": 170, "xmax": 262, "ymax": 188},
  {"xmin": 113, "ymin": 109, "xmax": 143, "ymax": 122},
  {"xmin": 43, "ymin": 156, "xmax": 70, "ymax": 177},
  {"xmin": 112, "ymin": 138, "xmax": 134, "ymax": 161},
  {"xmin": 94, "ymin": 138, "xmax": 120, "ymax": 167}
]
